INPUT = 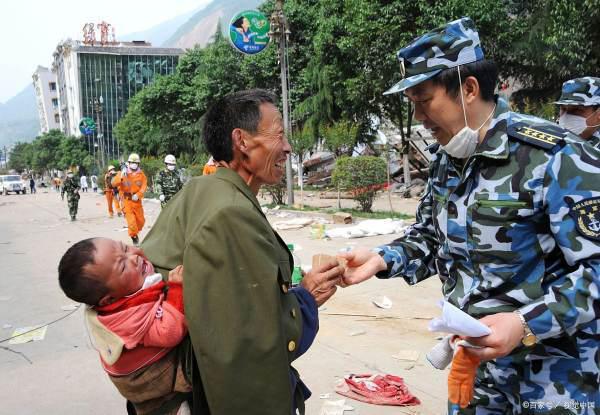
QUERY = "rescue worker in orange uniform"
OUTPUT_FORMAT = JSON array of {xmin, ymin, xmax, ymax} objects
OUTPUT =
[
  {"xmin": 112, "ymin": 153, "xmax": 147, "ymax": 245},
  {"xmin": 103, "ymin": 165, "xmax": 122, "ymax": 218}
]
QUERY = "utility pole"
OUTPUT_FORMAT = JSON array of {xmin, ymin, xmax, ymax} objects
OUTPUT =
[
  {"xmin": 93, "ymin": 96, "xmax": 106, "ymax": 169},
  {"xmin": 269, "ymin": 0, "xmax": 294, "ymax": 205}
]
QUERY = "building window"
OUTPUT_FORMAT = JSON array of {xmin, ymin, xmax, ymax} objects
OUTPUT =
[
  {"xmin": 54, "ymin": 114, "xmax": 60, "ymax": 123},
  {"xmin": 52, "ymin": 98, "xmax": 59, "ymax": 109},
  {"xmin": 49, "ymin": 82, "xmax": 57, "ymax": 91}
]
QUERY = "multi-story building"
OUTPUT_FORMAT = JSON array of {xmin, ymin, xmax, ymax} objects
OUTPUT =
[
  {"xmin": 52, "ymin": 39, "xmax": 184, "ymax": 162},
  {"xmin": 32, "ymin": 66, "xmax": 61, "ymax": 134}
]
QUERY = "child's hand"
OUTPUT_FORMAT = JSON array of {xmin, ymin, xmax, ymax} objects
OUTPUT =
[{"xmin": 168, "ymin": 265, "xmax": 184, "ymax": 283}]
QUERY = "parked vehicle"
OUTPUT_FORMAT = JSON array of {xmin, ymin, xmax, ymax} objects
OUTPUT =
[{"xmin": 0, "ymin": 175, "xmax": 26, "ymax": 195}]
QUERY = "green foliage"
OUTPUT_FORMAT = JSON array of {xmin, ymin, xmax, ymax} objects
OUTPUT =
[
  {"xmin": 322, "ymin": 120, "xmax": 358, "ymax": 157},
  {"xmin": 264, "ymin": 178, "xmax": 287, "ymax": 205},
  {"xmin": 332, "ymin": 156, "xmax": 387, "ymax": 212},
  {"xmin": 56, "ymin": 136, "xmax": 94, "ymax": 173},
  {"xmin": 114, "ymin": 0, "xmax": 600, "ymax": 164},
  {"xmin": 8, "ymin": 142, "xmax": 34, "ymax": 172},
  {"xmin": 140, "ymin": 156, "xmax": 166, "ymax": 189}
]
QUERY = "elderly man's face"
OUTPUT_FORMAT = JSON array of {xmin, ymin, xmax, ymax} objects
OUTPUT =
[{"xmin": 242, "ymin": 103, "xmax": 291, "ymax": 187}]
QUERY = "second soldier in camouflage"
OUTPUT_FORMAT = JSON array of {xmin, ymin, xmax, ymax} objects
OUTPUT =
[
  {"xmin": 61, "ymin": 170, "xmax": 81, "ymax": 221},
  {"xmin": 155, "ymin": 154, "xmax": 183, "ymax": 207}
]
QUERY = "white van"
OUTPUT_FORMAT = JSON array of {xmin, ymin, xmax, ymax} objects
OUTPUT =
[{"xmin": 0, "ymin": 175, "xmax": 26, "ymax": 195}]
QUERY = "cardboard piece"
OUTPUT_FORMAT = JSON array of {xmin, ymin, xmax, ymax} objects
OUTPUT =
[{"xmin": 332, "ymin": 212, "xmax": 353, "ymax": 224}]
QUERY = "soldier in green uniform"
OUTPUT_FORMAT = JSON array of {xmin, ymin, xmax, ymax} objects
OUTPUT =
[
  {"xmin": 155, "ymin": 154, "xmax": 183, "ymax": 207},
  {"xmin": 341, "ymin": 18, "xmax": 600, "ymax": 414},
  {"xmin": 141, "ymin": 89, "xmax": 344, "ymax": 414},
  {"xmin": 61, "ymin": 170, "xmax": 81, "ymax": 221}
]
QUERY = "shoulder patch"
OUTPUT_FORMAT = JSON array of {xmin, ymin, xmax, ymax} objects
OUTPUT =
[
  {"xmin": 567, "ymin": 197, "xmax": 600, "ymax": 241},
  {"xmin": 508, "ymin": 122, "xmax": 565, "ymax": 151}
]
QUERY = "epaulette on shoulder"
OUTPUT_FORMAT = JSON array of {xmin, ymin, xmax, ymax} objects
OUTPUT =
[
  {"xmin": 426, "ymin": 142, "xmax": 440, "ymax": 154},
  {"xmin": 507, "ymin": 121, "xmax": 566, "ymax": 151}
]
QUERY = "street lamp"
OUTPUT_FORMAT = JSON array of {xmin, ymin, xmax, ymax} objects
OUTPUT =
[{"xmin": 269, "ymin": 0, "xmax": 294, "ymax": 205}]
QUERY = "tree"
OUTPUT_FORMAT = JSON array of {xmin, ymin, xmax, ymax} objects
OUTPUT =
[
  {"xmin": 8, "ymin": 142, "xmax": 34, "ymax": 172},
  {"xmin": 31, "ymin": 130, "xmax": 63, "ymax": 173},
  {"xmin": 332, "ymin": 155, "xmax": 387, "ymax": 212},
  {"xmin": 56, "ymin": 136, "xmax": 94, "ymax": 172},
  {"xmin": 322, "ymin": 120, "xmax": 358, "ymax": 157}
]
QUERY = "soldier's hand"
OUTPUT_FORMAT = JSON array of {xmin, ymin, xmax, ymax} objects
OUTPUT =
[
  {"xmin": 168, "ymin": 265, "xmax": 184, "ymax": 283},
  {"xmin": 300, "ymin": 258, "xmax": 344, "ymax": 306},
  {"xmin": 461, "ymin": 312, "xmax": 524, "ymax": 361},
  {"xmin": 338, "ymin": 247, "xmax": 387, "ymax": 286}
]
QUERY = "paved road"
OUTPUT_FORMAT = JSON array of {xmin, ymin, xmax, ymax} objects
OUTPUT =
[{"xmin": 0, "ymin": 188, "xmax": 446, "ymax": 414}]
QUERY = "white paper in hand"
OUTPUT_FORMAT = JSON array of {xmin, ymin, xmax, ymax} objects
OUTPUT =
[{"xmin": 429, "ymin": 300, "xmax": 491, "ymax": 337}]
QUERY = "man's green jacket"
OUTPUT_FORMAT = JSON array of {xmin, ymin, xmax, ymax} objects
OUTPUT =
[{"xmin": 142, "ymin": 168, "xmax": 317, "ymax": 414}]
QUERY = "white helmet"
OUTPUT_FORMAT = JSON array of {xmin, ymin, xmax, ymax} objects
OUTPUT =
[
  {"xmin": 128, "ymin": 153, "xmax": 141, "ymax": 163},
  {"xmin": 164, "ymin": 154, "xmax": 176, "ymax": 164},
  {"xmin": 107, "ymin": 165, "xmax": 115, "ymax": 172}
]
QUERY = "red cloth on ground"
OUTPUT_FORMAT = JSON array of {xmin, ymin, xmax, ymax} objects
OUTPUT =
[{"xmin": 335, "ymin": 373, "xmax": 420, "ymax": 406}]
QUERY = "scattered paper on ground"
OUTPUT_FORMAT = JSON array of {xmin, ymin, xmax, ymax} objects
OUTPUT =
[
  {"xmin": 319, "ymin": 399, "xmax": 354, "ymax": 415},
  {"xmin": 60, "ymin": 304, "xmax": 79, "ymax": 311},
  {"xmin": 372, "ymin": 295, "xmax": 393, "ymax": 309},
  {"xmin": 392, "ymin": 350, "xmax": 420, "ymax": 361},
  {"xmin": 9, "ymin": 326, "xmax": 48, "ymax": 345},
  {"xmin": 326, "ymin": 219, "xmax": 407, "ymax": 239},
  {"xmin": 273, "ymin": 217, "xmax": 314, "ymax": 230}
]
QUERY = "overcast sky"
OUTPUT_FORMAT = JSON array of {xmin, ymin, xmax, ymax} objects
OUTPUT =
[{"xmin": 0, "ymin": 0, "xmax": 211, "ymax": 104}]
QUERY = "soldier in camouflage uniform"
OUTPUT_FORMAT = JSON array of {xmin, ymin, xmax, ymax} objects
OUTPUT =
[
  {"xmin": 61, "ymin": 170, "xmax": 81, "ymax": 221},
  {"xmin": 342, "ymin": 17, "xmax": 600, "ymax": 414},
  {"xmin": 555, "ymin": 77, "xmax": 600, "ymax": 148},
  {"xmin": 155, "ymin": 154, "xmax": 183, "ymax": 207}
]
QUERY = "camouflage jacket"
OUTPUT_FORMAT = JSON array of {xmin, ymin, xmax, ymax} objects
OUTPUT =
[
  {"xmin": 589, "ymin": 131, "xmax": 600, "ymax": 149},
  {"xmin": 61, "ymin": 177, "xmax": 80, "ymax": 198},
  {"xmin": 155, "ymin": 169, "xmax": 183, "ymax": 204},
  {"xmin": 376, "ymin": 98, "xmax": 600, "ymax": 354}
]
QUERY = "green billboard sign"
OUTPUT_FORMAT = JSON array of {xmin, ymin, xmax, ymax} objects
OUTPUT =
[{"xmin": 229, "ymin": 10, "xmax": 270, "ymax": 55}]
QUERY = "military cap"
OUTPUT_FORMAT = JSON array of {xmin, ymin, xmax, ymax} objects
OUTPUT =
[
  {"xmin": 555, "ymin": 77, "xmax": 600, "ymax": 106},
  {"xmin": 385, "ymin": 17, "xmax": 484, "ymax": 95}
]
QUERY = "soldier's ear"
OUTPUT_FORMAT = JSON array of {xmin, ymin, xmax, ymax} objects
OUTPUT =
[{"xmin": 462, "ymin": 76, "xmax": 480, "ymax": 104}]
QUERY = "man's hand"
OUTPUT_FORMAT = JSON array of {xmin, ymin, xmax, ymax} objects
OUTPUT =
[
  {"xmin": 338, "ymin": 247, "xmax": 387, "ymax": 286},
  {"xmin": 132, "ymin": 194, "xmax": 139, "ymax": 202},
  {"xmin": 168, "ymin": 265, "xmax": 184, "ymax": 283},
  {"xmin": 462, "ymin": 312, "xmax": 524, "ymax": 361},
  {"xmin": 300, "ymin": 258, "xmax": 344, "ymax": 306}
]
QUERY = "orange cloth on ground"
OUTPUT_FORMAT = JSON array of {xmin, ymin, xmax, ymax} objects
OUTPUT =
[
  {"xmin": 112, "ymin": 170, "xmax": 147, "ymax": 237},
  {"xmin": 202, "ymin": 164, "xmax": 217, "ymax": 175},
  {"xmin": 448, "ymin": 346, "xmax": 480, "ymax": 408}
]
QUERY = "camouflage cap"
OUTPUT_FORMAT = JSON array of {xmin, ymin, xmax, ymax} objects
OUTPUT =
[
  {"xmin": 555, "ymin": 77, "xmax": 600, "ymax": 106},
  {"xmin": 384, "ymin": 17, "xmax": 484, "ymax": 95}
]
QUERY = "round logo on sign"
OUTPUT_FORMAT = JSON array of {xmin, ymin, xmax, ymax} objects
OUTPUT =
[
  {"xmin": 229, "ymin": 10, "xmax": 270, "ymax": 55},
  {"xmin": 79, "ymin": 117, "xmax": 97, "ymax": 136}
]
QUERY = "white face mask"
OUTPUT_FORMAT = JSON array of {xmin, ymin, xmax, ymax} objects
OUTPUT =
[
  {"xmin": 442, "ymin": 68, "xmax": 496, "ymax": 159},
  {"xmin": 129, "ymin": 163, "xmax": 138, "ymax": 170},
  {"xmin": 558, "ymin": 112, "xmax": 600, "ymax": 136},
  {"xmin": 167, "ymin": 165, "xmax": 176, "ymax": 171}
]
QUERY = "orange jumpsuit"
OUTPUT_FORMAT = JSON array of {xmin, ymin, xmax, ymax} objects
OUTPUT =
[
  {"xmin": 112, "ymin": 169, "xmax": 147, "ymax": 238},
  {"xmin": 103, "ymin": 173, "xmax": 121, "ymax": 216}
]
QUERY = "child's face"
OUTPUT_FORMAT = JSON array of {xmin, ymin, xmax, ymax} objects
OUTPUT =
[{"xmin": 86, "ymin": 238, "xmax": 155, "ymax": 306}]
